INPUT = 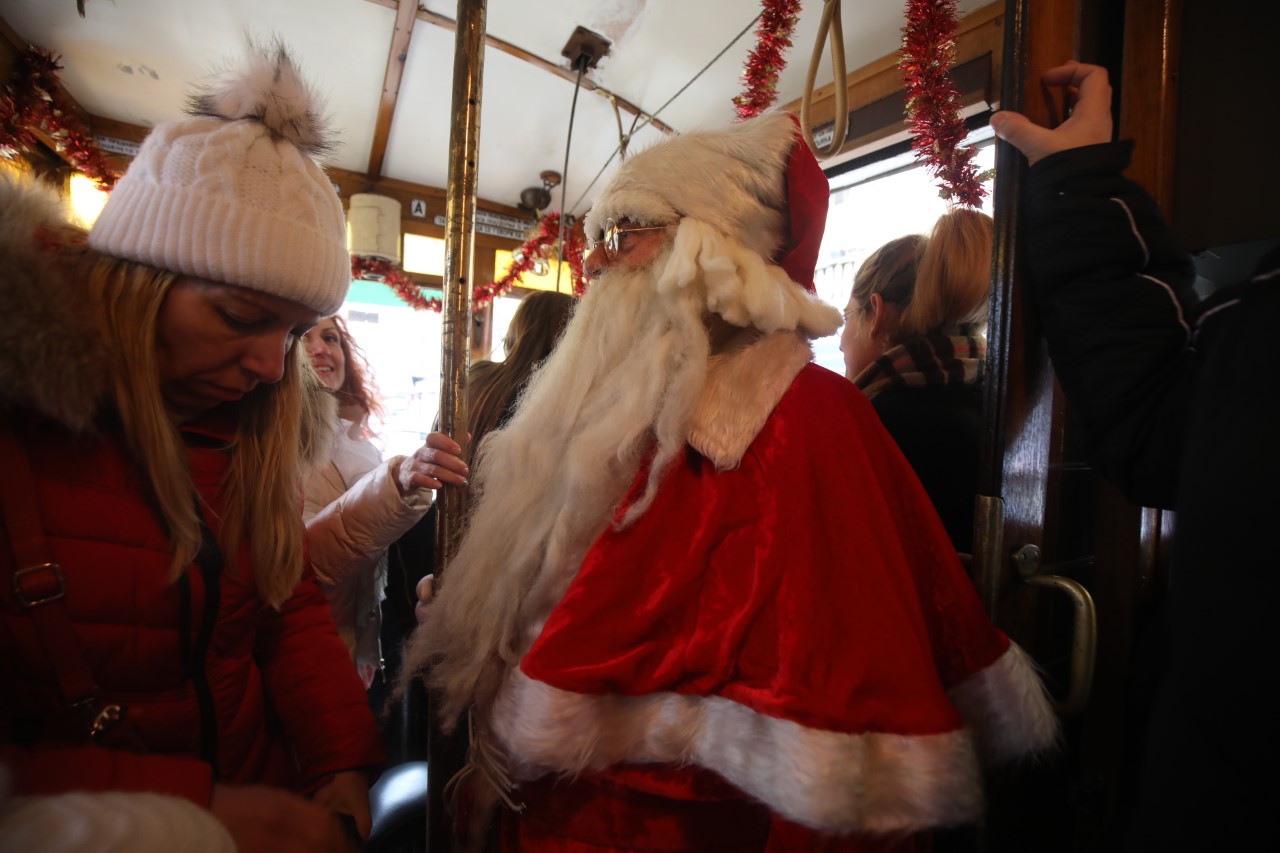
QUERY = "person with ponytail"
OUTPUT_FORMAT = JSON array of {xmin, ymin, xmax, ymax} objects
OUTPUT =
[
  {"xmin": 0, "ymin": 43, "xmax": 394, "ymax": 851},
  {"xmin": 841, "ymin": 208, "xmax": 994, "ymax": 552}
]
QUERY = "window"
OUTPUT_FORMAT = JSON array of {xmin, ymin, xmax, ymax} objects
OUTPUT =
[
  {"xmin": 812, "ymin": 126, "xmax": 996, "ymax": 375},
  {"xmin": 402, "ymin": 233, "xmax": 445, "ymax": 276},
  {"xmin": 494, "ymin": 249, "xmax": 578, "ymax": 295}
]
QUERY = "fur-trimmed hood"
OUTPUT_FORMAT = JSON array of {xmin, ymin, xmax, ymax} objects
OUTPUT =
[{"xmin": 0, "ymin": 175, "xmax": 113, "ymax": 431}]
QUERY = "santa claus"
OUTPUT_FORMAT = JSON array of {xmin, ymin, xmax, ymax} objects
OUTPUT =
[{"xmin": 401, "ymin": 111, "xmax": 1058, "ymax": 851}]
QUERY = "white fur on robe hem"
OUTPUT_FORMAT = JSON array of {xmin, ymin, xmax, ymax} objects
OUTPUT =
[
  {"xmin": 489, "ymin": 645, "xmax": 1050, "ymax": 835},
  {"xmin": 947, "ymin": 642, "xmax": 1060, "ymax": 764}
]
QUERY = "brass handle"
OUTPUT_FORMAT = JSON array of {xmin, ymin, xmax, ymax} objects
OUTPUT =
[{"xmin": 1024, "ymin": 572, "xmax": 1097, "ymax": 716}]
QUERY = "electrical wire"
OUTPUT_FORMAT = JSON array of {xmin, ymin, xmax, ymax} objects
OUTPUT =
[
  {"xmin": 567, "ymin": 10, "xmax": 764, "ymax": 214},
  {"xmin": 555, "ymin": 57, "xmax": 588, "ymax": 290}
]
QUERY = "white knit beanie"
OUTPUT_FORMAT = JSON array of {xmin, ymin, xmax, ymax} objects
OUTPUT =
[{"xmin": 88, "ymin": 42, "xmax": 349, "ymax": 316}]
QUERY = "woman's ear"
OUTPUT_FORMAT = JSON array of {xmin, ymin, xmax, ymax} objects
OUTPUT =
[
  {"xmin": 866, "ymin": 292, "xmax": 886, "ymax": 339},
  {"xmin": 866, "ymin": 292, "xmax": 903, "ymax": 343}
]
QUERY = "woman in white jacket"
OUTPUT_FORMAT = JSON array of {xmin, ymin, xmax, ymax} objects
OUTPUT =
[{"xmin": 303, "ymin": 315, "xmax": 467, "ymax": 687}]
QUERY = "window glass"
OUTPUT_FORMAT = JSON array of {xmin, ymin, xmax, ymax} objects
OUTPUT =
[
  {"xmin": 336, "ymin": 297, "xmax": 443, "ymax": 460},
  {"xmin": 403, "ymin": 233, "xmax": 445, "ymax": 275},
  {"xmin": 813, "ymin": 127, "xmax": 996, "ymax": 374}
]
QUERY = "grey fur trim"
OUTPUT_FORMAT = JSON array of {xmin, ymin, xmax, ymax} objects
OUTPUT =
[
  {"xmin": 186, "ymin": 37, "xmax": 334, "ymax": 156},
  {"xmin": 0, "ymin": 176, "xmax": 111, "ymax": 431}
]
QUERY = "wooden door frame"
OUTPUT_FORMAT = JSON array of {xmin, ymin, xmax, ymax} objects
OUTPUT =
[{"xmin": 975, "ymin": 0, "xmax": 1174, "ymax": 848}]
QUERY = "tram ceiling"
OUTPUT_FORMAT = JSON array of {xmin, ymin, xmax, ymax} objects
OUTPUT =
[{"xmin": 1, "ymin": 0, "xmax": 990, "ymax": 217}]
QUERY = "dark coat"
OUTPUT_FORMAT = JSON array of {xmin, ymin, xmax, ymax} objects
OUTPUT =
[
  {"xmin": 871, "ymin": 381, "xmax": 984, "ymax": 554},
  {"xmin": 1022, "ymin": 140, "xmax": 1280, "ymax": 849}
]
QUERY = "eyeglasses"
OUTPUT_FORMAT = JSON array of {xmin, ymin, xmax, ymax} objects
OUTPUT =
[{"xmin": 585, "ymin": 218, "xmax": 670, "ymax": 260}]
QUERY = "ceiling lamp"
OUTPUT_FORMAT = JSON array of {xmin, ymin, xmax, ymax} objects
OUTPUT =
[
  {"xmin": 347, "ymin": 193, "xmax": 402, "ymax": 263},
  {"xmin": 518, "ymin": 170, "xmax": 561, "ymax": 217}
]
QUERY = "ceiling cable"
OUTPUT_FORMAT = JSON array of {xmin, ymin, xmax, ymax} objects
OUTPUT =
[
  {"xmin": 568, "ymin": 10, "xmax": 763, "ymax": 214},
  {"xmin": 555, "ymin": 56, "xmax": 588, "ymax": 289}
]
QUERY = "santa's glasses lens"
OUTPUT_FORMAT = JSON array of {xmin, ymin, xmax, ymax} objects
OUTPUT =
[{"xmin": 585, "ymin": 218, "xmax": 622, "ymax": 259}]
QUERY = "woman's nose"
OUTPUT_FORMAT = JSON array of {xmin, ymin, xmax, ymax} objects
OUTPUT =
[{"xmin": 242, "ymin": 333, "xmax": 290, "ymax": 385}]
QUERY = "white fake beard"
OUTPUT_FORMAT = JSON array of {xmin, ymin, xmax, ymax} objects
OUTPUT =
[{"xmin": 399, "ymin": 247, "xmax": 711, "ymax": 728}]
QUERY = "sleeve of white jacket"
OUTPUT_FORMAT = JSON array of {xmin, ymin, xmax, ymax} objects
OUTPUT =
[{"xmin": 304, "ymin": 455, "xmax": 433, "ymax": 589}]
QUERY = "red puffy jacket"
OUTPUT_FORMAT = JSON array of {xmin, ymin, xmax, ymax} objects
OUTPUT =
[{"xmin": 0, "ymin": 407, "xmax": 385, "ymax": 805}]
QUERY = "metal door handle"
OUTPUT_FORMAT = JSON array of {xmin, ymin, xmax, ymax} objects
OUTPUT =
[{"xmin": 1025, "ymin": 571, "xmax": 1097, "ymax": 716}]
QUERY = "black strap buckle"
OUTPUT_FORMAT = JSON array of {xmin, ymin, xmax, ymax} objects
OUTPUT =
[{"xmin": 12, "ymin": 562, "xmax": 66, "ymax": 607}]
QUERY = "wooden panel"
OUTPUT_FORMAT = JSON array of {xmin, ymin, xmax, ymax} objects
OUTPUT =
[
  {"xmin": 87, "ymin": 114, "xmax": 148, "ymax": 175},
  {"xmin": 1165, "ymin": 0, "xmax": 1279, "ymax": 249},
  {"xmin": 1118, "ymin": 0, "xmax": 1180, "ymax": 211},
  {"xmin": 980, "ymin": 0, "xmax": 1078, "ymax": 618},
  {"xmin": 367, "ymin": 0, "xmax": 420, "ymax": 180},
  {"xmin": 978, "ymin": 4, "xmax": 1082, "ymax": 850}
]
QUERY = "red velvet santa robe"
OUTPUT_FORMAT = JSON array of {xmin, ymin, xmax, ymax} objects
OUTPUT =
[{"xmin": 488, "ymin": 332, "xmax": 1057, "ymax": 851}]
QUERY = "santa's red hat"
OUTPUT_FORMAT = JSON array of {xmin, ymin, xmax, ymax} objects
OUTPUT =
[{"xmin": 584, "ymin": 112, "xmax": 841, "ymax": 338}]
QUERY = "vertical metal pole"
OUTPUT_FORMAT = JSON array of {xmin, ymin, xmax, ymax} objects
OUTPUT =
[{"xmin": 429, "ymin": 0, "xmax": 486, "ymax": 849}]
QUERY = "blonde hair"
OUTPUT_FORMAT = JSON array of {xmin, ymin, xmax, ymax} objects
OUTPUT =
[
  {"xmin": 852, "ymin": 208, "xmax": 993, "ymax": 342},
  {"xmin": 86, "ymin": 255, "xmax": 325, "ymax": 607}
]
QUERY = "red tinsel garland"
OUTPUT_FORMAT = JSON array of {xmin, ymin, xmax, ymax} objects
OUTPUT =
[
  {"xmin": 358, "ymin": 211, "xmax": 587, "ymax": 312},
  {"xmin": 733, "ymin": 0, "xmax": 803, "ymax": 120},
  {"xmin": 352, "ymin": 255, "xmax": 442, "ymax": 312},
  {"xmin": 899, "ymin": 0, "xmax": 986, "ymax": 208},
  {"xmin": 0, "ymin": 48, "xmax": 120, "ymax": 190},
  {"xmin": 478, "ymin": 211, "xmax": 587, "ymax": 306}
]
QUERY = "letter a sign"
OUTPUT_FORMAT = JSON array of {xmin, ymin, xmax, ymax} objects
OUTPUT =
[{"xmin": 410, "ymin": 199, "xmax": 427, "ymax": 218}]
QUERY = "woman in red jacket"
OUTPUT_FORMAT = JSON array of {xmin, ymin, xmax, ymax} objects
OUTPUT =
[{"xmin": 0, "ymin": 44, "xmax": 464, "ymax": 852}]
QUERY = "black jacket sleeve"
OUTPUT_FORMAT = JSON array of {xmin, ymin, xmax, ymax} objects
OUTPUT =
[{"xmin": 1021, "ymin": 141, "xmax": 1200, "ymax": 507}]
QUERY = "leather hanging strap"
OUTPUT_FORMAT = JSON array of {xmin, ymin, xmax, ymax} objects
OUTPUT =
[{"xmin": 0, "ymin": 421, "xmax": 119, "ymax": 736}]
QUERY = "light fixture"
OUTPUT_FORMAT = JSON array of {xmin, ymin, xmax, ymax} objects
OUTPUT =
[
  {"xmin": 517, "ymin": 170, "xmax": 561, "ymax": 217},
  {"xmin": 347, "ymin": 193, "xmax": 402, "ymax": 264}
]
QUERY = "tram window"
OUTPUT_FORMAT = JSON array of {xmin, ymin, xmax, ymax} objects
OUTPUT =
[
  {"xmin": 328, "ymin": 287, "xmax": 524, "ymax": 460},
  {"xmin": 331, "ymin": 286, "xmax": 444, "ymax": 461},
  {"xmin": 813, "ymin": 126, "xmax": 996, "ymax": 375},
  {"xmin": 487, "ymin": 294, "xmax": 522, "ymax": 361},
  {"xmin": 403, "ymin": 233, "xmax": 445, "ymax": 276}
]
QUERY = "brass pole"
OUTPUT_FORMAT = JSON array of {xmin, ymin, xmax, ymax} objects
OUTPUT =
[{"xmin": 428, "ymin": 0, "xmax": 486, "ymax": 849}]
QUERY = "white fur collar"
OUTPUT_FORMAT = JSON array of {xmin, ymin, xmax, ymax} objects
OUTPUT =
[{"xmin": 686, "ymin": 330, "xmax": 814, "ymax": 470}]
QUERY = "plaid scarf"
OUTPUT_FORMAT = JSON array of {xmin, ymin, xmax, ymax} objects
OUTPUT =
[{"xmin": 853, "ymin": 334, "xmax": 986, "ymax": 401}]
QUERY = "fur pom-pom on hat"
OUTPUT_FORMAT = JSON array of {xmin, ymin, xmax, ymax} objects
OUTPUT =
[
  {"xmin": 187, "ymin": 39, "xmax": 334, "ymax": 157},
  {"xmin": 88, "ymin": 40, "xmax": 349, "ymax": 316}
]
